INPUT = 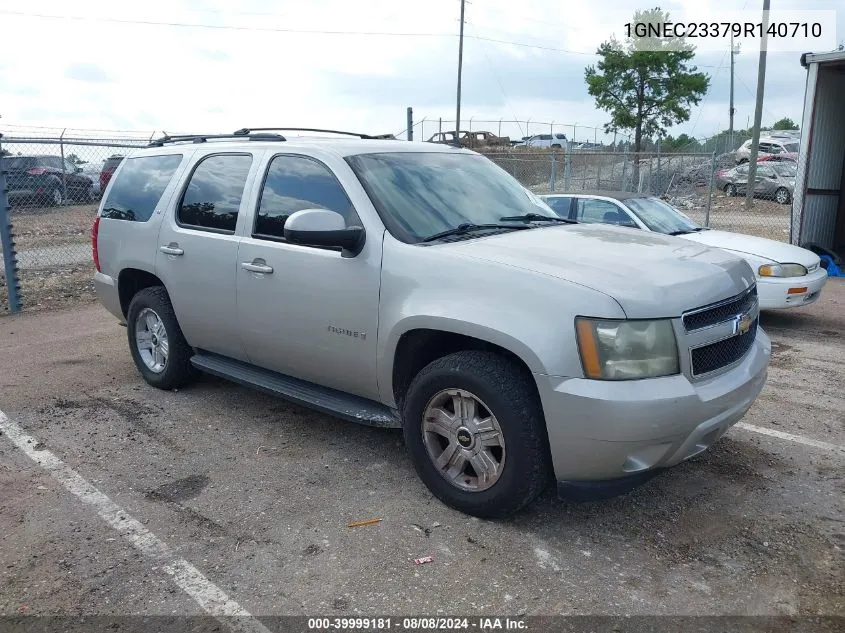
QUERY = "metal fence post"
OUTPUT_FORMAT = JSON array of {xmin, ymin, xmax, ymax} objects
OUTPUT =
[
  {"xmin": 549, "ymin": 154, "xmax": 556, "ymax": 192},
  {"xmin": 60, "ymin": 128, "xmax": 67, "ymax": 205},
  {"xmin": 564, "ymin": 151, "xmax": 572, "ymax": 189},
  {"xmin": 656, "ymin": 138, "xmax": 661, "ymax": 193},
  {"xmin": 705, "ymin": 151, "xmax": 716, "ymax": 228},
  {"xmin": 0, "ymin": 155, "xmax": 23, "ymax": 312}
]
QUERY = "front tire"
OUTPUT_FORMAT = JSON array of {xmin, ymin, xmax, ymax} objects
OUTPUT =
[
  {"xmin": 126, "ymin": 286, "xmax": 197, "ymax": 390},
  {"xmin": 402, "ymin": 351, "xmax": 552, "ymax": 518},
  {"xmin": 775, "ymin": 187, "xmax": 791, "ymax": 205},
  {"xmin": 725, "ymin": 183, "xmax": 737, "ymax": 197}
]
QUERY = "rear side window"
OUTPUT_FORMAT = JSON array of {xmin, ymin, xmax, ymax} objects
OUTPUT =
[
  {"xmin": 255, "ymin": 155, "xmax": 355, "ymax": 240},
  {"xmin": 178, "ymin": 154, "xmax": 252, "ymax": 233},
  {"xmin": 101, "ymin": 154, "xmax": 183, "ymax": 222},
  {"xmin": 544, "ymin": 196, "xmax": 573, "ymax": 218}
]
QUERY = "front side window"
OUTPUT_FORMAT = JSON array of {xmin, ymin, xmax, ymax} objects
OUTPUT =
[
  {"xmin": 178, "ymin": 154, "xmax": 252, "ymax": 232},
  {"xmin": 346, "ymin": 152, "xmax": 558, "ymax": 243},
  {"xmin": 255, "ymin": 155, "xmax": 356, "ymax": 240},
  {"xmin": 101, "ymin": 154, "xmax": 183, "ymax": 222}
]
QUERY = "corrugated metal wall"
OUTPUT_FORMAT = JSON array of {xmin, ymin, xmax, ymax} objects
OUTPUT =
[{"xmin": 799, "ymin": 64, "xmax": 845, "ymax": 248}]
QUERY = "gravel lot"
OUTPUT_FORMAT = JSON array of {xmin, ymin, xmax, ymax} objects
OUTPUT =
[{"xmin": 0, "ymin": 280, "xmax": 843, "ymax": 629}]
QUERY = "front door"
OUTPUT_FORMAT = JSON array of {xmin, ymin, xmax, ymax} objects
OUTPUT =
[
  {"xmin": 156, "ymin": 152, "xmax": 257, "ymax": 361},
  {"xmin": 235, "ymin": 153, "xmax": 381, "ymax": 400}
]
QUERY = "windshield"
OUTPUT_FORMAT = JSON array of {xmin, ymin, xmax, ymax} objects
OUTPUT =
[
  {"xmin": 784, "ymin": 143, "xmax": 799, "ymax": 152},
  {"xmin": 346, "ymin": 152, "xmax": 558, "ymax": 243},
  {"xmin": 623, "ymin": 197, "xmax": 700, "ymax": 234},
  {"xmin": 772, "ymin": 163, "xmax": 797, "ymax": 177},
  {"xmin": 5, "ymin": 157, "xmax": 36, "ymax": 170}
]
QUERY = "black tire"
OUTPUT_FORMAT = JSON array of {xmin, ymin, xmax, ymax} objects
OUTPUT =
[
  {"xmin": 126, "ymin": 286, "xmax": 197, "ymax": 390},
  {"xmin": 47, "ymin": 185, "xmax": 63, "ymax": 207},
  {"xmin": 724, "ymin": 183, "xmax": 737, "ymax": 197},
  {"xmin": 402, "ymin": 351, "xmax": 552, "ymax": 518},
  {"xmin": 775, "ymin": 187, "xmax": 791, "ymax": 205}
]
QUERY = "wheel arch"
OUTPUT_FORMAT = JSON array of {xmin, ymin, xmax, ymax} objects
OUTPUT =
[
  {"xmin": 118, "ymin": 267, "xmax": 167, "ymax": 318},
  {"xmin": 385, "ymin": 318, "xmax": 544, "ymax": 411}
]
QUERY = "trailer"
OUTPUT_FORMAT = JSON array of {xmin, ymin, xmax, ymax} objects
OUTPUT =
[{"xmin": 791, "ymin": 50, "xmax": 845, "ymax": 273}]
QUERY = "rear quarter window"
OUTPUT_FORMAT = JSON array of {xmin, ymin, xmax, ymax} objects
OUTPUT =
[{"xmin": 101, "ymin": 154, "xmax": 183, "ymax": 222}]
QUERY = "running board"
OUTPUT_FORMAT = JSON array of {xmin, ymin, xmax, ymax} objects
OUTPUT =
[{"xmin": 190, "ymin": 352, "xmax": 401, "ymax": 428}]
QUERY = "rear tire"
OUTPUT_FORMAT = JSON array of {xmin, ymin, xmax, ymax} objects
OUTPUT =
[
  {"xmin": 401, "ymin": 351, "xmax": 552, "ymax": 518},
  {"xmin": 775, "ymin": 187, "xmax": 791, "ymax": 205},
  {"xmin": 126, "ymin": 286, "xmax": 197, "ymax": 390},
  {"xmin": 47, "ymin": 186, "xmax": 63, "ymax": 207},
  {"xmin": 724, "ymin": 183, "xmax": 737, "ymax": 197}
]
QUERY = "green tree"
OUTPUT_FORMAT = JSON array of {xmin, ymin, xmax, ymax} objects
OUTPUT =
[
  {"xmin": 66, "ymin": 153, "xmax": 86, "ymax": 165},
  {"xmin": 771, "ymin": 117, "xmax": 799, "ymax": 131},
  {"xmin": 585, "ymin": 6, "xmax": 710, "ymax": 163}
]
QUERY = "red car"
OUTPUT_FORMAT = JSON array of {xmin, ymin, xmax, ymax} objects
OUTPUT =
[
  {"xmin": 99, "ymin": 155, "xmax": 124, "ymax": 193},
  {"xmin": 757, "ymin": 152, "xmax": 798, "ymax": 163}
]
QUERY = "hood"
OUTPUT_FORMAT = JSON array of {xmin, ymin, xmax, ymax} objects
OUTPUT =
[
  {"xmin": 680, "ymin": 230, "xmax": 819, "ymax": 268},
  {"xmin": 443, "ymin": 224, "xmax": 756, "ymax": 319}
]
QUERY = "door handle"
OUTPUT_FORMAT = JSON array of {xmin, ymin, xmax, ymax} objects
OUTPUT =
[
  {"xmin": 159, "ymin": 244, "xmax": 184, "ymax": 256},
  {"xmin": 241, "ymin": 261, "xmax": 274, "ymax": 274}
]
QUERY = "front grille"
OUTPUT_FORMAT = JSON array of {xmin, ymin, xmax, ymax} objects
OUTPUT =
[
  {"xmin": 683, "ymin": 286, "xmax": 757, "ymax": 331},
  {"xmin": 690, "ymin": 318, "xmax": 758, "ymax": 376}
]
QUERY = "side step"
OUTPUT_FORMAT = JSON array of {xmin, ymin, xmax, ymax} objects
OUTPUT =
[{"xmin": 190, "ymin": 352, "xmax": 401, "ymax": 429}]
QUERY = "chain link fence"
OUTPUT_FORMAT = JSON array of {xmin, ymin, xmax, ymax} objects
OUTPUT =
[
  {"xmin": 1, "ymin": 136, "xmax": 148, "ymax": 312},
  {"xmin": 1, "ymin": 135, "xmax": 795, "ymax": 313}
]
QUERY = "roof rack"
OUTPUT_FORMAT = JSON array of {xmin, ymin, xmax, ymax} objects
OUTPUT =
[
  {"xmin": 148, "ymin": 132, "xmax": 286, "ymax": 147},
  {"xmin": 233, "ymin": 127, "xmax": 386, "ymax": 139}
]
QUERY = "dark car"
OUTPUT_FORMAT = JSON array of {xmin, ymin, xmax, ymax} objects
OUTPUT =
[
  {"xmin": 100, "ymin": 155, "xmax": 125, "ymax": 193},
  {"xmin": 4, "ymin": 155, "xmax": 95, "ymax": 207}
]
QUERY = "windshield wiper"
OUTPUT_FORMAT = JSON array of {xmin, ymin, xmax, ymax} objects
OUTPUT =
[
  {"xmin": 499, "ymin": 213, "xmax": 577, "ymax": 224},
  {"xmin": 668, "ymin": 229, "xmax": 693, "ymax": 235},
  {"xmin": 421, "ymin": 222, "xmax": 531, "ymax": 243}
]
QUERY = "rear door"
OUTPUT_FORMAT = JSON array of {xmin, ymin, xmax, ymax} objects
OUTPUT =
[{"xmin": 156, "ymin": 151, "xmax": 260, "ymax": 361}]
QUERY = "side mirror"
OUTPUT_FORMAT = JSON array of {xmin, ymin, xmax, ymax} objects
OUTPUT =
[{"xmin": 283, "ymin": 209, "xmax": 365, "ymax": 258}]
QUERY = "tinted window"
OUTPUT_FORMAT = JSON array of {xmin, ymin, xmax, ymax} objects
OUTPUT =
[
  {"xmin": 576, "ymin": 199, "xmax": 627, "ymax": 224},
  {"xmin": 6, "ymin": 157, "xmax": 36, "ymax": 170},
  {"xmin": 178, "ymin": 154, "xmax": 252, "ymax": 232},
  {"xmin": 757, "ymin": 166, "xmax": 775, "ymax": 178},
  {"xmin": 554, "ymin": 134, "xmax": 567, "ymax": 139},
  {"xmin": 784, "ymin": 142, "xmax": 799, "ymax": 152},
  {"xmin": 540, "ymin": 134, "xmax": 552, "ymax": 140},
  {"xmin": 255, "ymin": 155, "xmax": 355, "ymax": 239},
  {"xmin": 773, "ymin": 163, "xmax": 797, "ymax": 177},
  {"xmin": 543, "ymin": 196, "xmax": 573, "ymax": 218},
  {"xmin": 101, "ymin": 154, "xmax": 183, "ymax": 222}
]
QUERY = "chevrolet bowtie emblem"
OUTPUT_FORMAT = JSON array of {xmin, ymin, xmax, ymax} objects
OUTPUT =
[{"xmin": 735, "ymin": 313, "xmax": 753, "ymax": 335}]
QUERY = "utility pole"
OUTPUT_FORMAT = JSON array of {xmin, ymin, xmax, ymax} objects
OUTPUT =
[
  {"xmin": 745, "ymin": 0, "xmax": 770, "ymax": 210},
  {"xmin": 729, "ymin": 34, "xmax": 740, "ymax": 151},
  {"xmin": 454, "ymin": 0, "xmax": 466, "ymax": 147}
]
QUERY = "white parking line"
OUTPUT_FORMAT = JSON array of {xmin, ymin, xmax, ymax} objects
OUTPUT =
[
  {"xmin": 735, "ymin": 422, "xmax": 845, "ymax": 454},
  {"xmin": 0, "ymin": 411, "xmax": 273, "ymax": 633}
]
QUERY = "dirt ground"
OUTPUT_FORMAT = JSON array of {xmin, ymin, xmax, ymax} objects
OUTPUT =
[{"xmin": 0, "ymin": 280, "xmax": 842, "ymax": 628}]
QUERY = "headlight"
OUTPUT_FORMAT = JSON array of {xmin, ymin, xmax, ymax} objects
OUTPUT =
[
  {"xmin": 575, "ymin": 318, "xmax": 679, "ymax": 380},
  {"xmin": 758, "ymin": 263, "xmax": 807, "ymax": 277}
]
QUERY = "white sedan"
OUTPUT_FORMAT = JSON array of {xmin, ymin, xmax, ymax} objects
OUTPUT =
[{"xmin": 540, "ymin": 192, "xmax": 828, "ymax": 310}]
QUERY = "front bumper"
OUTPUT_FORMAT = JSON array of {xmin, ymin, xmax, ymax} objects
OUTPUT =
[
  {"xmin": 757, "ymin": 268, "xmax": 828, "ymax": 309},
  {"xmin": 535, "ymin": 328, "xmax": 770, "ymax": 485}
]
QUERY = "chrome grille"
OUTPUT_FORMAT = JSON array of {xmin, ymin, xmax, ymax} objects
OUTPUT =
[
  {"xmin": 683, "ymin": 286, "xmax": 757, "ymax": 332},
  {"xmin": 690, "ymin": 318, "xmax": 759, "ymax": 376}
]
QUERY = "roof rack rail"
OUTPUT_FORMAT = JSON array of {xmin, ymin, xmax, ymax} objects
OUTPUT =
[
  {"xmin": 233, "ymin": 127, "xmax": 383, "ymax": 139},
  {"xmin": 148, "ymin": 132, "xmax": 286, "ymax": 147}
]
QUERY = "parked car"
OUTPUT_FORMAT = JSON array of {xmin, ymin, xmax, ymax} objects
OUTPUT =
[
  {"xmin": 100, "ymin": 154, "xmax": 124, "ymax": 193},
  {"xmin": 571, "ymin": 142, "xmax": 605, "ymax": 151},
  {"xmin": 93, "ymin": 131, "xmax": 770, "ymax": 517},
  {"xmin": 4, "ymin": 155, "xmax": 96, "ymax": 206},
  {"xmin": 735, "ymin": 136, "xmax": 800, "ymax": 164},
  {"xmin": 521, "ymin": 133, "xmax": 569, "ymax": 149},
  {"xmin": 81, "ymin": 163, "xmax": 103, "ymax": 199},
  {"xmin": 715, "ymin": 161, "xmax": 796, "ymax": 204},
  {"xmin": 426, "ymin": 130, "xmax": 511, "ymax": 149},
  {"xmin": 540, "ymin": 191, "xmax": 827, "ymax": 310}
]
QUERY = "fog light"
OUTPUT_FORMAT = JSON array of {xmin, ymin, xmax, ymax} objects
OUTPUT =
[{"xmin": 787, "ymin": 287, "xmax": 808, "ymax": 295}]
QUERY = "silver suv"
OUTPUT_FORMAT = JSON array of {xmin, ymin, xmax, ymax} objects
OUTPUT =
[{"xmin": 92, "ymin": 128, "xmax": 771, "ymax": 517}]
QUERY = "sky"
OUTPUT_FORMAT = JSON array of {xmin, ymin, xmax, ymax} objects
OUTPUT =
[{"xmin": 0, "ymin": 0, "xmax": 842, "ymax": 145}]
